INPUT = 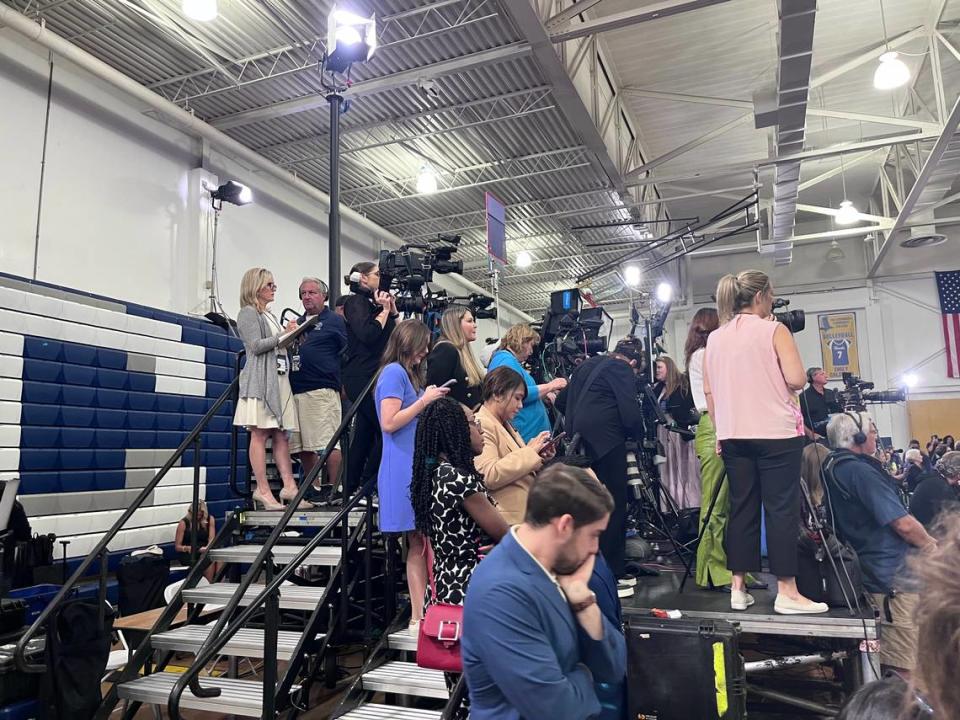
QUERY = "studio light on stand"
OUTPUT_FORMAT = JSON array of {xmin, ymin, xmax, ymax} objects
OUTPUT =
[
  {"xmin": 209, "ymin": 180, "xmax": 252, "ymax": 210},
  {"xmin": 203, "ymin": 179, "xmax": 254, "ymax": 333},
  {"xmin": 902, "ymin": 372, "xmax": 918, "ymax": 388},
  {"xmin": 322, "ymin": 5, "xmax": 377, "ymax": 303}
]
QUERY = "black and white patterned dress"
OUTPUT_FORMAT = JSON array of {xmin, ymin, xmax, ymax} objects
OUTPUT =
[{"xmin": 425, "ymin": 462, "xmax": 495, "ymax": 608}]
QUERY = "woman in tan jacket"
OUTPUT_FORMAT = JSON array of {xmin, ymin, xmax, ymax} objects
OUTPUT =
[{"xmin": 475, "ymin": 367, "xmax": 555, "ymax": 524}]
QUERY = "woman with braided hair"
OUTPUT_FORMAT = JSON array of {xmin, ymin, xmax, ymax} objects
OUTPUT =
[{"xmin": 412, "ymin": 398, "xmax": 508, "ymax": 609}]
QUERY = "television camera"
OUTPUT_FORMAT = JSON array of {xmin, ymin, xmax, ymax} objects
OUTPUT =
[
  {"xmin": 375, "ymin": 234, "xmax": 465, "ymax": 314},
  {"xmin": 837, "ymin": 372, "xmax": 907, "ymax": 411},
  {"xmin": 772, "ymin": 298, "xmax": 806, "ymax": 333},
  {"xmin": 532, "ymin": 289, "xmax": 611, "ymax": 380}
]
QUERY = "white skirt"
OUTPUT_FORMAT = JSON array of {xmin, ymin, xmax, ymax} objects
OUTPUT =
[{"xmin": 234, "ymin": 371, "xmax": 299, "ymax": 431}]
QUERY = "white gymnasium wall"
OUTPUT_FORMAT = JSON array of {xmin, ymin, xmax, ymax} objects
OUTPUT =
[{"xmin": 0, "ymin": 29, "xmax": 529, "ymax": 338}]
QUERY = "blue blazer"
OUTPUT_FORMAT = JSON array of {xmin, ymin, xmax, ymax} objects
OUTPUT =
[
  {"xmin": 487, "ymin": 350, "xmax": 550, "ymax": 442},
  {"xmin": 590, "ymin": 554, "xmax": 626, "ymax": 720},
  {"xmin": 462, "ymin": 532, "xmax": 626, "ymax": 720}
]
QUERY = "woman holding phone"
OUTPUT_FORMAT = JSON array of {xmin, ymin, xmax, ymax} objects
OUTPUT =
[
  {"xmin": 475, "ymin": 367, "xmax": 555, "ymax": 524},
  {"xmin": 376, "ymin": 320, "xmax": 450, "ymax": 633}
]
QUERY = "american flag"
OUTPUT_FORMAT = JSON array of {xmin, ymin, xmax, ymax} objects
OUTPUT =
[{"xmin": 936, "ymin": 271, "xmax": 960, "ymax": 378}]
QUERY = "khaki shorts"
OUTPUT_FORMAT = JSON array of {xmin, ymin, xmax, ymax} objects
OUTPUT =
[
  {"xmin": 288, "ymin": 388, "xmax": 341, "ymax": 455},
  {"xmin": 869, "ymin": 591, "xmax": 919, "ymax": 671}
]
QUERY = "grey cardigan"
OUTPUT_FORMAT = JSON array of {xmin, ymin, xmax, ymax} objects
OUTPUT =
[{"xmin": 236, "ymin": 305, "xmax": 286, "ymax": 424}]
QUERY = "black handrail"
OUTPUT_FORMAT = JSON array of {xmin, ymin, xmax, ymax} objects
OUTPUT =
[
  {"xmin": 14, "ymin": 373, "xmax": 242, "ymax": 672},
  {"xmin": 228, "ymin": 350, "xmax": 250, "ymax": 498},
  {"xmin": 167, "ymin": 373, "xmax": 379, "ymax": 719}
]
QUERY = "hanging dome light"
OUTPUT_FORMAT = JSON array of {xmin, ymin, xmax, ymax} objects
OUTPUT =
[
  {"xmin": 182, "ymin": 0, "xmax": 217, "ymax": 21},
  {"xmin": 874, "ymin": 51, "xmax": 910, "ymax": 90},
  {"xmin": 835, "ymin": 200, "xmax": 861, "ymax": 225},
  {"xmin": 623, "ymin": 265, "xmax": 641, "ymax": 287},
  {"xmin": 416, "ymin": 163, "xmax": 438, "ymax": 194},
  {"xmin": 516, "ymin": 251, "xmax": 532, "ymax": 268},
  {"xmin": 826, "ymin": 240, "xmax": 846, "ymax": 262}
]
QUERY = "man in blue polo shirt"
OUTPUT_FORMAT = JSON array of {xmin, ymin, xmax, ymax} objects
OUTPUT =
[
  {"xmin": 288, "ymin": 277, "xmax": 347, "ymax": 498},
  {"xmin": 824, "ymin": 411, "xmax": 937, "ymax": 674}
]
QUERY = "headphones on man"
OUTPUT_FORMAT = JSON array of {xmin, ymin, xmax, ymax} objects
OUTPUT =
[
  {"xmin": 806, "ymin": 367, "xmax": 818, "ymax": 384},
  {"xmin": 844, "ymin": 411, "xmax": 868, "ymax": 445}
]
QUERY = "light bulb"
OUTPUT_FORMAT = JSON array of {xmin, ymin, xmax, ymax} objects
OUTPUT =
[
  {"xmin": 516, "ymin": 251, "xmax": 532, "ymax": 268},
  {"xmin": 335, "ymin": 25, "xmax": 363, "ymax": 46},
  {"xmin": 182, "ymin": 0, "xmax": 217, "ymax": 21},
  {"xmin": 902, "ymin": 372, "xmax": 918, "ymax": 388},
  {"xmin": 835, "ymin": 200, "xmax": 860, "ymax": 225},
  {"xmin": 874, "ymin": 51, "xmax": 910, "ymax": 90},
  {"xmin": 416, "ymin": 164, "xmax": 437, "ymax": 194},
  {"xmin": 656, "ymin": 282, "xmax": 673, "ymax": 303},
  {"xmin": 624, "ymin": 265, "xmax": 641, "ymax": 287}
]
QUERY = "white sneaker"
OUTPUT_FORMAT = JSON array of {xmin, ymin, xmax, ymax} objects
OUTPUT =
[
  {"xmin": 774, "ymin": 595, "xmax": 829, "ymax": 615},
  {"xmin": 730, "ymin": 589, "xmax": 755, "ymax": 611}
]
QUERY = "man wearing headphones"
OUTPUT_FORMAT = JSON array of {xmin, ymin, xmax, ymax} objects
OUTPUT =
[
  {"xmin": 824, "ymin": 411, "xmax": 936, "ymax": 674},
  {"xmin": 288, "ymin": 277, "xmax": 348, "ymax": 500},
  {"xmin": 800, "ymin": 367, "xmax": 839, "ymax": 442}
]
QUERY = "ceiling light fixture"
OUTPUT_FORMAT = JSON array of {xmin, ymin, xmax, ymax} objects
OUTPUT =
[
  {"xmin": 516, "ymin": 251, "xmax": 532, "ymax": 268},
  {"xmin": 182, "ymin": 0, "xmax": 217, "ymax": 21},
  {"xmin": 826, "ymin": 240, "xmax": 846, "ymax": 262},
  {"xmin": 624, "ymin": 265, "xmax": 641, "ymax": 287},
  {"xmin": 327, "ymin": 6, "xmax": 377, "ymax": 73},
  {"xmin": 416, "ymin": 163, "xmax": 438, "ymax": 194},
  {"xmin": 656, "ymin": 282, "xmax": 673, "ymax": 303},
  {"xmin": 835, "ymin": 154, "xmax": 860, "ymax": 225},
  {"xmin": 873, "ymin": 1, "xmax": 910, "ymax": 89},
  {"xmin": 902, "ymin": 372, "xmax": 918, "ymax": 388}
]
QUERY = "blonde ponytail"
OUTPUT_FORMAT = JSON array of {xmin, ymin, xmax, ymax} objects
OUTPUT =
[{"xmin": 715, "ymin": 270, "xmax": 771, "ymax": 324}]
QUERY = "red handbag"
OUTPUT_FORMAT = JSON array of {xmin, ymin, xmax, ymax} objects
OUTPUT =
[{"xmin": 416, "ymin": 539, "xmax": 463, "ymax": 672}]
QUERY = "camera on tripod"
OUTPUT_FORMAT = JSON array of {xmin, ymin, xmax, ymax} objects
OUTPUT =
[
  {"xmin": 378, "ymin": 234, "xmax": 464, "ymax": 293},
  {"xmin": 837, "ymin": 372, "xmax": 906, "ymax": 411},
  {"xmin": 533, "ymin": 289, "xmax": 610, "ymax": 378},
  {"xmin": 772, "ymin": 298, "xmax": 806, "ymax": 333}
]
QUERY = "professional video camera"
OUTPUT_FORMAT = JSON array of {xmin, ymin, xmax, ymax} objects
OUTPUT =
[
  {"xmin": 837, "ymin": 372, "xmax": 906, "ymax": 411},
  {"xmin": 534, "ymin": 289, "xmax": 610, "ymax": 379},
  {"xmin": 377, "ymin": 234, "xmax": 464, "ymax": 293},
  {"xmin": 773, "ymin": 297, "xmax": 805, "ymax": 333}
]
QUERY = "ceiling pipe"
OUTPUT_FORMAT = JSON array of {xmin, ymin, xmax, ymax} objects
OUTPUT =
[{"xmin": 0, "ymin": 6, "xmax": 532, "ymax": 321}]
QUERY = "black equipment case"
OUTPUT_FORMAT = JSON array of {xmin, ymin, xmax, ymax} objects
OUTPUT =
[{"xmin": 626, "ymin": 617, "xmax": 746, "ymax": 720}]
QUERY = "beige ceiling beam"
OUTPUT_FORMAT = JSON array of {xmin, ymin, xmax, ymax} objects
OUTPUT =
[
  {"xmin": 546, "ymin": 0, "xmax": 605, "ymax": 29},
  {"xmin": 809, "ymin": 27, "xmax": 926, "ymax": 88},
  {"xmin": 549, "ymin": 0, "xmax": 735, "ymax": 42}
]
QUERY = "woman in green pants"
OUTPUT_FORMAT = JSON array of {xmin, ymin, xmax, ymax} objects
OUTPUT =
[{"xmin": 684, "ymin": 309, "xmax": 733, "ymax": 588}]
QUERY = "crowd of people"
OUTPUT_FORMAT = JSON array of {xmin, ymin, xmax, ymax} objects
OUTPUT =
[{"xmin": 228, "ymin": 263, "xmax": 960, "ymax": 719}]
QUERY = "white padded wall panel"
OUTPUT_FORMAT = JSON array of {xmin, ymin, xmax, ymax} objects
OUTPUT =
[
  {"xmin": 61, "ymin": 524, "xmax": 180, "ymax": 558},
  {"xmin": 30, "ymin": 504, "xmax": 186, "ymax": 536},
  {"xmin": 155, "ymin": 357, "xmax": 205, "ymax": 380},
  {"xmin": 0, "ymin": 309, "xmax": 27, "ymax": 335},
  {"xmin": 0, "ymin": 356, "xmax": 23, "ymax": 379},
  {"xmin": 157, "ymin": 467, "xmax": 207, "ymax": 486},
  {"xmin": 25, "ymin": 294, "xmax": 62, "ymax": 318},
  {"xmin": 0, "ymin": 288, "xmax": 27, "ymax": 312},
  {"xmin": 0, "ymin": 426, "xmax": 21, "ymax": 447},
  {"xmin": 126, "ymin": 334, "xmax": 157, "ymax": 355},
  {"xmin": 0, "ymin": 333, "xmax": 24, "ymax": 356},
  {"xmin": 0, "ymin": 379, "xmax": 22, "ymax": 402},
  {"xmin": 59, "ymin": 301, "xmax": 100, "ymax": 326},
  {"xmin": 155, "ymin": 376, "xmax": 205, "ymax": 396},
  {"xmin": 0, "ymin": 402, "xmax": 20, "ymax": 424},
  {"xmin": 0, "ymin": 449, "xmax": 19, "ymax": 472},
  {"xmin": 155, "ymin": 484, "xmax": 205, "ymax": 505}
]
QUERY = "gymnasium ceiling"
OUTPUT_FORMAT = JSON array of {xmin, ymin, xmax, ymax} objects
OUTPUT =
[{"xmin": 4, "ymin": 0, "xmax": 960, "ymax": 313}]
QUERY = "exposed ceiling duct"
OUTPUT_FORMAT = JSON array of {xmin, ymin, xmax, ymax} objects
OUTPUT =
[
  {"xmin": 870, "ymin": 94, "xmax": 960, "ymax": 275},
  {"xmin": 753, "ymin": 0, "xmax": 817, "ymax": 266}
]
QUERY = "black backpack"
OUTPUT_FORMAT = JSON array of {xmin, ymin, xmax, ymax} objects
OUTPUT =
[{"xmin": 40, "ymin": 597, "xmax": 116, "ymax": 720}]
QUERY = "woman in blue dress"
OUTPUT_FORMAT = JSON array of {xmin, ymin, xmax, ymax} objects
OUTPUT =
[
  {"xmin": 376, "ymin": 320, "xmax": 450, "ymax": 633},
  {"xmin": 486, "ymin": 324, "xmax": 567, "ymax": 442}
]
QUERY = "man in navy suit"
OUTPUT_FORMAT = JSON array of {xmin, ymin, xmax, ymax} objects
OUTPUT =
[{"xmin": 462, "ymin": 464, "xmax": 626, "ymax": 720}]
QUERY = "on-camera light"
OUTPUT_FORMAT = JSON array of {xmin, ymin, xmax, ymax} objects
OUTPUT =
[{"xmin": 327, "ymin": 6, "xmax": 377, "ymax": 73}]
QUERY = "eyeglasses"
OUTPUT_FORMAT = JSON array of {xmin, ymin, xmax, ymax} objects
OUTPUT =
[{"xmin": 264, "ymin": 283, "xmax": 278, "ymax": 290}]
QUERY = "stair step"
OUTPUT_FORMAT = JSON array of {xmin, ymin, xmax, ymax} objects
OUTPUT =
[
  {"xmin": 117, "ymin": 672, "xmax": 264, "ymax": 716},
  {"xmin": 152, "ymin": 625, "xmax": 310, "ymax": 660},
  {"xmin": 339, "ymin": 705, "xmax": 443, "ymax": 719},
  {"xmin": 209, "ymin": 544, "xmax": 341, "ymax": 566},
  {"xmin": 242, "ymin": 508, "xmax": 364, "ymax": 528},
  {"xmin": 360, "ymin": 661, "xmax": 448, "ymax": 699},
  {"xmin": 387, "ymin": 630, "xmax": 417, "ymax": 652},
  {"xmin": 182, "ymin": 582, "xmax": 326, "ymax": 611}
]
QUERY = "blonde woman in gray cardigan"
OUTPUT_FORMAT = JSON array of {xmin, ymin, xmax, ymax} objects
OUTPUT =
[{"xmin": 234, "ymin": 268, "xmax": 299, "ymax": 510}]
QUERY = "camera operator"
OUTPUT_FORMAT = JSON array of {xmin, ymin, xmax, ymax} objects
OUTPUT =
[
  {"xmin": 426, "ymin": 306, "xmax": 485, "ymax": 408},
  {"xmin": 555, "ymin": 339, "xmax": 646, "ymax": 580},
  {"xmin": 800, "ymin": 367, "xmax": 840, "ymax": 442},
  {"xmin": 342, "ymin": 261, "xmax": 399, "ymax": 496},
  {"xmin": 704, "ymin": 270, "xmax": 827, "ymax": 615},
  {"xmin": 824, "ymin": 411, "xmax": 937, "ymax": 674}
]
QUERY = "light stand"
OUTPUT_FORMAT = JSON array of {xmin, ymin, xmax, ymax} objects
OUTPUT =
[
  {"xmin": 327, "ymin": 88, "xmax": 343, "ymax": 306},
  {"xmin": 487, "ymin": 257, "xmax": 502, "ymax": 337}
]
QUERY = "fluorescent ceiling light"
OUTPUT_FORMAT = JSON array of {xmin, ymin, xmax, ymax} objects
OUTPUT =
[{"xmin": 182, "ymin": 0, "xmax": 217, "ymax": 21}]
